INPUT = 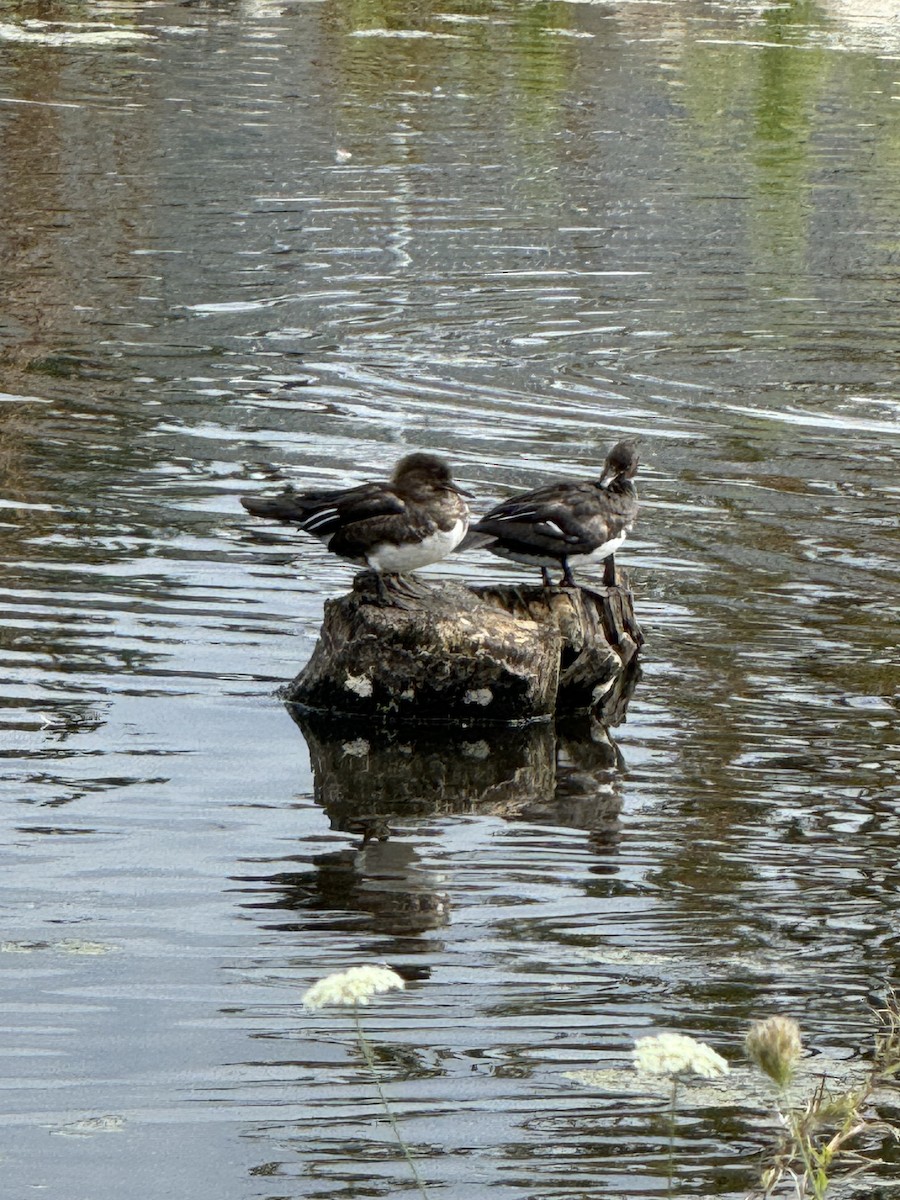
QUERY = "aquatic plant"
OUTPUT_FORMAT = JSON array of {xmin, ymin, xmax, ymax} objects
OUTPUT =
[
  {"xmin": 632, "ymin": 1032, "xmax": 729, "ymax": 1193},
  {"xmin": 750, "ymin": 991, "xmax": 900, "ymax": 1199},
  {"xmin": 304, "ymin": 966, "xmax": 430, "ymax": 1200},
  {"xmin": 302, "ymin": 964, "xmax": 405, "ymax": 1009},
  {"xmin": 566, "ymin": 1001, "xmax": 900, "ymax": 1199}
]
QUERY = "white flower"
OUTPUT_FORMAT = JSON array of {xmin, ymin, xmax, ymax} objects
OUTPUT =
[
  {"xmin": 633, "ymin": 1033, "xmax": 729, "ymax": 1080},
  {"xmin": 302, "ymin": 966, "xmax": 405, "ymax": 1010}
]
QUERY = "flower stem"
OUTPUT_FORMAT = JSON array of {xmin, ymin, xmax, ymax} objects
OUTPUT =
[
  {"xmin": 353, "ymin": 1008, "xmax": 430, "ymax": 1200},
  {"xmin": 668, "ymin": 1076, "xmax": 678, "ymax": 1198}
]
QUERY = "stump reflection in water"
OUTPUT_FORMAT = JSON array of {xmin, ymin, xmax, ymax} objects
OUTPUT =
[{"xmin": 260, "ymin": 665, "xmax": 637, "ymax": 940}]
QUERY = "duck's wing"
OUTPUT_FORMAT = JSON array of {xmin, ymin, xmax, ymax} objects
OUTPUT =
[
  {"xmin": 241, "ymin": 482, "xmax": 404, "ymax": 538},
  {"xmin": 302, "ymin": 485, "xmax": 407, "ymax": 541},
  {"xmin": 327, "ymin": 506, "xmax": 440, "ymax": 561},
  {"xmin": 476, "ymin": 479, "xmax": 640, "ymax": 556},
  {"xmin": 473, "ymin": 484, "xmax": 601, "ymax": 557},
  {"xmin": 330, "ymin": 487, "xmax": 469, "ymax": 561}
]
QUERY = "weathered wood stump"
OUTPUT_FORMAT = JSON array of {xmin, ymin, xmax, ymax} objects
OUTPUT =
[{"xmin": 281, "ymin": 569, "xmax": 643, "ymax": 723}]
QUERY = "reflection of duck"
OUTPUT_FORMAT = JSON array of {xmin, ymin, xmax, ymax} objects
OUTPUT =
[
  {"xmin": 244, "ymin": 839, "xmax": 451, "ymax": 938},
  {"xmin": 468, "ymin": 441, "xmax": 639, "ymax": 587},
  {"xmin": 240, "ymin": 453, "xmax": 470, "ymax": 598}
]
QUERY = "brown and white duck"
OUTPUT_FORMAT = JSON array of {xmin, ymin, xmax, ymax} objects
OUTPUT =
[
  {"xmin": 240, "ymin": 453, "xmax": 471, "ymax": 589},
  {"xmin": 468, "ymin": 440, "xmax": 639, "ymax": 587}
]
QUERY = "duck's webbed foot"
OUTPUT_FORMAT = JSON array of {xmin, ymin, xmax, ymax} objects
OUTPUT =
[
  {"xmin": 375, "ymin": 573, "xmax": 423, "ymax": 610},
  {"xmin": 394, "ymin": 574, "xmax": 432, "ymax": 599}
]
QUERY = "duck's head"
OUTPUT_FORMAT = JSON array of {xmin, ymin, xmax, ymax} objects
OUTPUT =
[
  {"xmin": 392, "ymin": 453, "xmax": 472, "ymax": 499},
  {"xmin": 599, "ymin": 440, "xmax": 640, "ymax": 488}
]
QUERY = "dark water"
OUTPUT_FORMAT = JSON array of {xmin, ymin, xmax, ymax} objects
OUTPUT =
[{"xmin": 1, "ymin": 0, "xmax": 898, "ymax": 1196}]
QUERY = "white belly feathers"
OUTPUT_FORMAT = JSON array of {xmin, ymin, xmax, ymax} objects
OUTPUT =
[
  {"xmin": 568, "ymin": 532, "xmax": 626, "ymax": 571},
  {"xmin": 366, "ymin": 518, "xmax": 468, "ymax": 574}
]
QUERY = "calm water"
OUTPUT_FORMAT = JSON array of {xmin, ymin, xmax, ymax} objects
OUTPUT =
[{"xmin": 1, "ymin": 0, "xmax": 899, "ymax": 1196}]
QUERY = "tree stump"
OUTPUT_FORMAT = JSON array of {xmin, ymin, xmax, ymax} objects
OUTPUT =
[{"xmin": 281, "ymin": 569, "xmax": 643, "ymax": 723}]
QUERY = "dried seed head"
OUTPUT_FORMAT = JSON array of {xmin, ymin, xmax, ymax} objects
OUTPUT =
[{"xmin": 745, "ymin": 1015, "xmax": 803, "ymax": 1087}]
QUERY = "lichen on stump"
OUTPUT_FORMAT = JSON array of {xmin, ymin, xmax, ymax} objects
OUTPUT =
[{"xmin": 281, "ymin": 569, "xmax": 643, "ymax": 723}]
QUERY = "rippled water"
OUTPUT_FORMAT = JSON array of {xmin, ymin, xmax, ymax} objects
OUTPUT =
[{"xmin": 1, "ymin": 0, "xmax": 899, "ymax": 1196}]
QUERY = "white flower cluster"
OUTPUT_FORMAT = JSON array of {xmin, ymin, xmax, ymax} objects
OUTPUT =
[
  {"xmin": 633, "ymin": 1033, "xmax": 729, "ymax": 1080},
  {"xmin": 302, "ymin": 965, "xmax": 406, "ymax": 1010}
]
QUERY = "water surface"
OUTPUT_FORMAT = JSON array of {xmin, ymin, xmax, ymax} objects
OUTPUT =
[{"xmin": 1, "ymin": 0, "xmax": 899, "ymax": 1196}]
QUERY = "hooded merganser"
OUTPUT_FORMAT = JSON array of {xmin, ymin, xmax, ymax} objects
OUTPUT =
[
  {"xmin": 468, "ymin": 440, "xmax": 639, "ymax": 587},
  {"xmin": 240, "ymin": 452, "xmax": 471, "ymax": 587}
]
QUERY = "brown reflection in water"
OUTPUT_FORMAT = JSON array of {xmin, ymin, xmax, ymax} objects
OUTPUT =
[
  {"xmin": 0, "ymin": 399, "xmax": 46, "ymax": 523},
  {"xmin": 245, "ymin": 666, "xmax": 638, "ymax": 940},
  {"xmin": 295, "ymin": 660, "xmax": 636, "ymax": 835},
  {"xmin": 0, "ymin": 22, "xmax": 153, "ymax": 373},
  {"xmin": 255, "ymin": 837, "xmax": 452, "ymax": 939}
]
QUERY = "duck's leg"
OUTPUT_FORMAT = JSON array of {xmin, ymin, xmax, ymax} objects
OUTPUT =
[
  {"xmin": 561, "ymin": 560, "xmax": 577, "ymax": 588},
  {"xmin": 541, "ymin": 566, "xmax": 552, "ymax": 588},
  {"xmin": 603, "ymin": 554, "xmax": 617, "ymax": 587},
  {"xmin": 374, "ymin": 572, "xmax": 393, "ymax": 604}
]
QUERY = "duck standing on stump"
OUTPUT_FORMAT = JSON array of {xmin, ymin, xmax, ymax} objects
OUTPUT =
[
  {"xmin": 467, "ymin": 440, "xmax": 639, "ymax": 588},
  {"xmin": 240, "ymin": 452, "xmax": 471, "ymax": 601}
]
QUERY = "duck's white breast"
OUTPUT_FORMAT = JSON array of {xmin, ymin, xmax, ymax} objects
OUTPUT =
[
  {"xmin": 568, "ymin": 532, "xmax": 626, "ymax": 570},
  {"xmin": 367, "ymin": 518, "xmax": 467, "ymax": 574}
]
